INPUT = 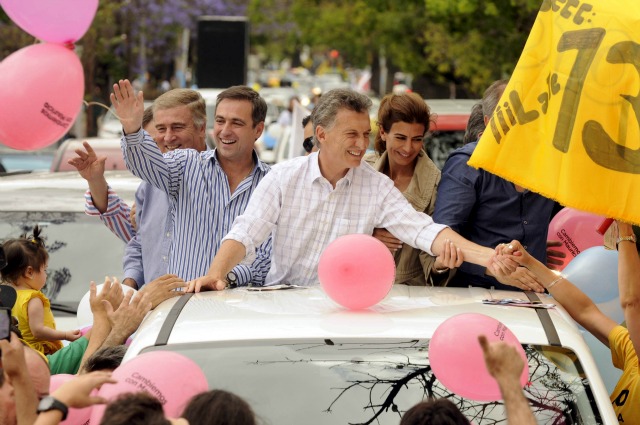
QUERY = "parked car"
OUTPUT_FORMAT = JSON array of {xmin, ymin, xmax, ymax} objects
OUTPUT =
[
  {"xmin": 50, "ymin": 138, "xmax": 126, "ymax": 172},
  {"xmin": 424, "ymin": 99, "xmax": 478, "ymax": 169},
  {"xmin": 0, "ymin": 170, "xmax": 141, "ymax": 330},
  {"xmin": 125, "ymin": 285, "xmax": 617, "ymax": 424}
]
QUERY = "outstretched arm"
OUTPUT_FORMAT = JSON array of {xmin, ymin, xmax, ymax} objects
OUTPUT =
[
  {"xmin": 479, "ymin": 335, "xmax": 535, "ymax": 425},
  {"xmin": 616, "ymin": 222, "xmax": 640, "ymax": 355},
  {"xmin": 496, "ymin": 240, "xmax": 617, "ymax": 346},
  {"xmin": 68, "ymin": 141, "xmax": 109, "ymax": 213}
]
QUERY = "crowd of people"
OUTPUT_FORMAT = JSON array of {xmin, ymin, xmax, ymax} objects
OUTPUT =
[{"xmin": 0, "ymin": 77, "xmax": 638, "ymax": 424}]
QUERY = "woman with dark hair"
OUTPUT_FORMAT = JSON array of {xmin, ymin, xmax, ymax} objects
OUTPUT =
[
  {"xmin": 181, "ymin": 389, "xmax": 257, "ymax": 425},
  {"xmin": 400, "ymin": 399, "xmax": 470, "ymax": 425},
  {"xmin": 364, "ymin": 93, "xmax": 462, "ymax": 286}
]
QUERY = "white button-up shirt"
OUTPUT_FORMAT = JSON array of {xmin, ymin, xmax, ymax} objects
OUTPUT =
[{"xmin": 224, "ymin": 152, "xmax": 448, "ymax": 286}]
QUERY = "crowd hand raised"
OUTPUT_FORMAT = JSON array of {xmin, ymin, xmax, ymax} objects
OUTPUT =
[
  {"xmin": 90, "ymin": 277, "xmax": 124, "ymax": 318},
  {"xmin": 139, "ymin": 274, "xmax": 187, "ymax": 309},
  {"xmin": 186, "ymin": 275, "xmax": 227, "ymax": 293},
  {"xmin": 546, "ymin": 240, "xmax": 566, "ymax": 270},
  {"xmin": 433, "ymin": 238, "xmax": 463, "ymax": 271},
  {"xmin": 104, "ymin": 290, "xmax": 152, "ymax": 342},
  {"xmin": 110, "ymin": 79, "xmax": 144, "ymax": 135},
  {"xmin": 67, "ymin": 141, "xmax": 106, "ymax": 182},
  {"xmin": 52, "ymin": 371, "xmax": 116, "ymax": 409},
  {"xmin": 0, "ymin": 332, "xmax": 27, "ymax": 379},
  {"xmin": 478, "ymin": 335, "xmax": 525, "ymax": 382},
  {"xmin": 372, "ymin": 228, "xmax": 403, "ymax": 254}
]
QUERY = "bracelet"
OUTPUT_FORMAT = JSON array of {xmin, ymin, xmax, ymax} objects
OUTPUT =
[
  {"xmin": 617, "ymin": 234, "xmax": 637, "ymax": 250},
  {"xmin": 547, "ymin": 274, "xmax": 566, "ymax": 290},
  {"xmin": 432, "ymin": 266, "xmax": 450, "ymax": 275}
]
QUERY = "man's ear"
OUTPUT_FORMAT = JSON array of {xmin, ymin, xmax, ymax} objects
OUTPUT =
[
  {"xmin": 316, "ymin": 125, "xmax": 326, "ymax": 144},
  {"xmin": 254, "ymin": 121, "xmax": 265, "ymax": 141}
]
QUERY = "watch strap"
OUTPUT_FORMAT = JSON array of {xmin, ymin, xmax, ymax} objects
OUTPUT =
[
  {"xmin": 37, "ymin": 396, "xmax": 68, "ymax": 421},
  {"xmin": 617, "ymin": 234, "xmax": 637, "ymax": 249}
]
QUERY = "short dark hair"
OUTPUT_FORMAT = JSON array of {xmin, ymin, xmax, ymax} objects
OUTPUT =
[
  {"xmin": 142, "ymin": 106, "xmax": 154, "ymax": 130},
  {"xmin": 216, "ymin": 86, "xmax": 267, "ymax": 127},
  {"xmin": 100, "ymin": 392, "xmax": 170, "ymax": 425},
  {"xmin": 400, "ymin": 398, "xmax": 470, "ymax": 425},
  {"xmin": 301, "ymin": 115, "xmax": 312, "ymax": 128},
  {"xmin": 0, "ymin": 225, "xmax": 48, "ymax": 285},
  {"xmin": 83, "ymin": 345, "xmax": 127, "ymax": 373},
  {"xmin": 481, "ymin": 80, "xmax": 508, "ymax": 118},
  {"xmin": 181, "ymin": 389, "xmax": 257, "ymax": 425}
]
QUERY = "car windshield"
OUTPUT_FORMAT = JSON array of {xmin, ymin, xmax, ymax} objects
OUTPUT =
[{"xmin": 141, "ymin": 339, "xmax": 602, "ymax": 424}]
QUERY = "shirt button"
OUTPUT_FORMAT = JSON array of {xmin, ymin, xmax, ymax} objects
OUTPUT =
[
  {"xmin": 523, "ymin": 245, "xmax": 528, "ymax": 249},
  {"xmin": 523, "ymin": 220, "xmax": 528, "ymax": 225},
  {"xmin": 162, "ymin": 256, "xmax": 167, "ymax": 261},
  {"xmin": 166, "ymin": 232, "xmax": 171, "ymax": 237}
]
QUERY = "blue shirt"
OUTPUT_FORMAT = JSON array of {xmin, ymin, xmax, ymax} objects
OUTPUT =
[
  {"xmin": 433, "ymin": 142, "xmax": 556, "ymax": 290},
  {"xmin": 122, "ymin": 182, "xmax": 171, "ymax": 287},
  {"xmin": 121, "ymin": 130, "xmax": 272, "ymax": 284}
]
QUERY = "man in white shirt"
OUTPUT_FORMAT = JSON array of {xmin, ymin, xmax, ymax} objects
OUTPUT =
[{"xmin": 188, "ymin": 88, "xmax": 523, "ymax": 292}]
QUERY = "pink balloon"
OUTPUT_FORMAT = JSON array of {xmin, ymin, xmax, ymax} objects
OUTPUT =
[
  {"xmin": 0, "ymin": 43, "xmax": 84, "ymax": 151},
  {"xmin": 429, "ymin": 313, "xmax": 529, "ymax": 402},
  {"xmin": 90, "ymin": 351, "xmax": 208, "ymax": 424},
  {"xmin": 0, "ymin": 0, "xmax": 98, "ymax": 43},
  {"xmin": 547, "ymin": 207, "xmax": 605, "ymax": 270},
  {"xmin": 49, "ymin": 374, "xmax": 93, "ymax": 425},
  {"xmin": 318, "ymin": 234, "xmax": 395, "ymax": 310}
]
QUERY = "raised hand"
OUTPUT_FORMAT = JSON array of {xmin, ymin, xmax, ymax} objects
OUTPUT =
[
  {"xmin": 110, "ymin": 79, "xmax": 145, "ymax": 135},
  {"xmin": 67, "ymin": 141, "xmax": 106, "ymax": 182}
]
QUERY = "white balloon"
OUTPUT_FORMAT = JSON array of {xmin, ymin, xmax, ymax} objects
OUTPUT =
[{"xmin": 76, "ymin": 282, "xmax": 137, "ymax": 329}]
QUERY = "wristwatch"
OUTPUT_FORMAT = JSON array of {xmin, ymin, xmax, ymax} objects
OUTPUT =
[
  {"xmin": 226, "ymin": 271, "xmax": 238, "ymax": 289},
  {"xmin": 37, "ymin": 396, "xmax": 68, "ymax": 421},
  {"xmin": 617, "ymin": 234, "xmax": 637, "ymax": 249}
]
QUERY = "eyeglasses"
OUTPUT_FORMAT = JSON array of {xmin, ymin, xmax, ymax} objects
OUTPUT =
[{"xmin": 303, "ymin": 136, "xmax": 314, "ymax": 153}]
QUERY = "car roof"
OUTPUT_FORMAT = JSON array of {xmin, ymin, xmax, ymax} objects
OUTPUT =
[
  {"xmin": 0, "ymin": 170, "xmax": 141, "ymax": 212},
  {"xmin": 427, "ymin": 99, "xmax": 478, "ymax": 131},
  {"xmin": 125, "ymin": 285, "xmax": 615, "ymax": 420}
]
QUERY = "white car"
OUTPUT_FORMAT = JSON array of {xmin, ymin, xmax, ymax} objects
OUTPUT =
[
  {"xmin": 125, "ymin": 285, "xmax": 618, "ymax": 424},
  {"xmin": 0, "ymin": 170, "xmax": 141, "ymax": 330}
]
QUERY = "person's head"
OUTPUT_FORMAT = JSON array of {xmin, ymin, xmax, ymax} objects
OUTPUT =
[
  {"xmin": 83, "ymin": 345, "xmax": 127, "ymax": 373},
  {"xmin": 302, "ymin": 115, "xmax": 316, "ymax": 154},
  {"xmin": 101, "ymin": 392, "xmax": 171, "ymax": 425},
  {"xmin": 0, "ymin": 226, "xmax": 48, "ymax": 290},
  {"xmin": 374, "ymin": 92, "xmax": 431, "ymax": 169},
  {"xmin": 481, "ymin": 80, "xmax": 508, "ymax": 125},
  {"xmin": 288, "ymin": 96, "xmax": 299, "ymax": 112},
  {"xmin": 24, "ymin": 346, "xmax": 50, "ymax": 400},
  {"xmin": 463, "ymin": 102, "xmax": 485, "ymax": 145},
  {"xmin": 400, "ymin": 398, "xmax": 470, "ymax": 425},
  {"xmin": 181, "ymin": 389, "xmax": 256, "ymax": 425},
  {"xmin": 312, "ymin": 88, "xmax": 372, "ymax": 175},
  {"xmin": 213, "ymin": 86, "xmax": 267, "ymax": 164},
  {"xmin": 153, "ymin": 89, "xmax": 207, "ymax": 153}
]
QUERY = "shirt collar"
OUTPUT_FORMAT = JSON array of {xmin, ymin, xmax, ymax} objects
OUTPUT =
[{"xmin": 308, "ymin": 150, "xmax": 354, "ymax": 186}]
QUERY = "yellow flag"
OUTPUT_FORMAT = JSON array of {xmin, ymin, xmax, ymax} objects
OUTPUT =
[{"xmin": 469, "ymin": 0, "xmax": 640, "ymax": 224}]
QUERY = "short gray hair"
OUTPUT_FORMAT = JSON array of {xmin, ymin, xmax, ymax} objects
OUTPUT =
[
  {"xmin": 153, "ymin": 88, "xmax": 207, "ymax": 130},
  {"xmin": 481, "ymin": 80, "xmax": 508, "ymax": 118},
  {"xmin": 311, "ymin": 88, "xmax": 372, "ymax": 131}
]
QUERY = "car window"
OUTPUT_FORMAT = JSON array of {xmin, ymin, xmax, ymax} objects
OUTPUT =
[
  {"xmin": 0, "ymin": 211, "xmax": 126, "ymax": 313},
  {"xmin": 141, "ymin": 340, "xmax": 603, "ymax": 424}
]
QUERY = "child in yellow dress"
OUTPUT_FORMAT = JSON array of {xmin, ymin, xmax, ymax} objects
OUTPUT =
[{"xmin": 0, "ymin": 225, "xmax": 81, "ymax": 354}]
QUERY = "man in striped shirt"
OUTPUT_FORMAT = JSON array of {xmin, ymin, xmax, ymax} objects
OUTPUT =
[
  {"xmin": 111, "ymin": 80, "xmax": 272, "ymax": 286},
  {"xmin": 187, "ymin": 89, "xmax": 523, "ymax": 292}
]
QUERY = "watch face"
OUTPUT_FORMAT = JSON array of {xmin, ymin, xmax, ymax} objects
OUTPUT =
[
  {"xmin": 38, "ymin": 397, "xmax": 56, "ymax": 410},
  {"xmin": 227, "ymin": 271, "xmax": 237, "ymax": 283}
]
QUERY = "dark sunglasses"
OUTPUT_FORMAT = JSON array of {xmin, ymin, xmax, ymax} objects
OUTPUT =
[{"xmin": 303, "ymin": 136, "xmax": 314, "ymax": 153}]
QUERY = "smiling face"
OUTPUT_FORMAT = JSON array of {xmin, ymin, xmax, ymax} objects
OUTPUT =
[
  {"xmin": 154, "ymin": 105, "xmax": 206, "ymax": 152},
  {"xmin": 213, "ymin": 99, "xmax": 264, "ymax": 163},
  {"xmin": 380, "ymin": 121, "xmax": 425, "ymax": 169},
  {"xmin": 317, "ymin": 108, "xmax": 371, "ymax": 179}
]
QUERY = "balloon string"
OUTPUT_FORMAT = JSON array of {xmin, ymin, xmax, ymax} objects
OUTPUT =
[{"xmin": 83, "ymin": 101, "xmax": 121, "ymax": 120}]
